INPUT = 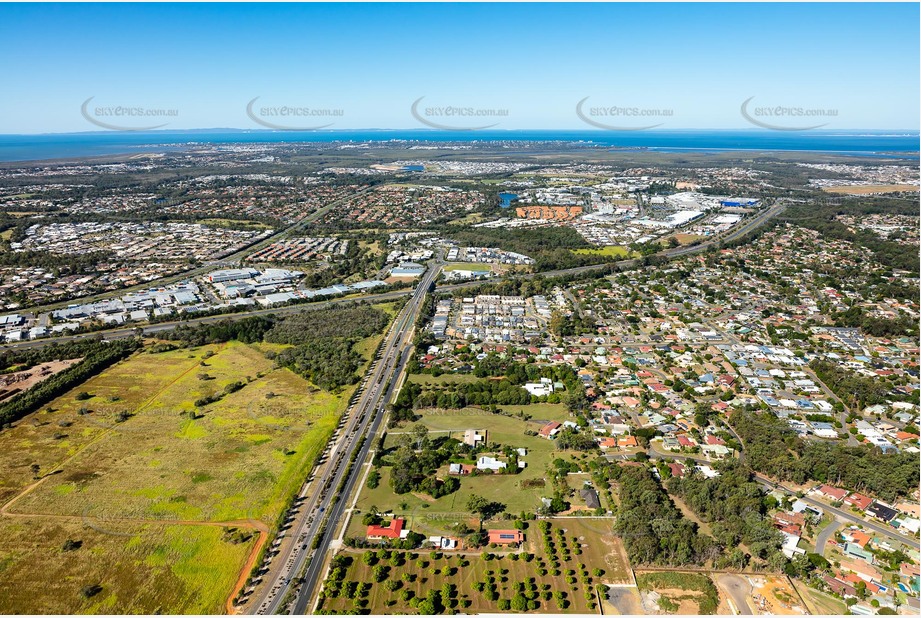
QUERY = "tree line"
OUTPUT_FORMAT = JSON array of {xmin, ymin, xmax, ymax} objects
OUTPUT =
[
  {"xmin": 164, "ymin": 305, "xmax": 391, "ymax": 392},
  {"xmin": 729, "ymin": 409, "xmax": 919, "ymax": 502}
]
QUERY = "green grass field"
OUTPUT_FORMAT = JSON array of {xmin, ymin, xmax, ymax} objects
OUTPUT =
[
  {"xmin": 12, "ymin": 342, "xmax": 344, "ymax": 524},
  {"xmin": 572, "ymin": 245, "xmax": 633, "ymax": 258},
  {"xmin": 443, "ymin": 262, "xmax": 492, "ymax": 272},
  {"xmin": 0, "ymin": 333, "xmax": 385, "ymax": 613},
  {"xmin": 791, "ymin": 579, "xmax": 847, "ymax": 615}
]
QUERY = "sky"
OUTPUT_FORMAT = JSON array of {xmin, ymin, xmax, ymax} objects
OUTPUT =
[{"xmin": 0, "ymin": 2, "xmax": 918, "ymax": 133}]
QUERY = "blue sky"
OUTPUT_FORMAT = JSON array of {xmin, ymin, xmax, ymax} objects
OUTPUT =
[{"xmin": 0, "ymin": 2, "xmax": 918, "ymax": 133}]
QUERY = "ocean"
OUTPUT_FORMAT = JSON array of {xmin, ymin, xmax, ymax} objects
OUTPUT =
[{"xmin": 0, "ymin": 130, "xmax": 917, "ymax": 163}]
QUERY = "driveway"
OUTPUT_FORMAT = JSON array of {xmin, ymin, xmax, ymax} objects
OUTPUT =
[
  {"xmin": 716, "ymin": 574, "xmax": 753, "ymax": 615},
  {"xmin": 815, "ymin": 518, "xmax": 842, "ymax": 556}
]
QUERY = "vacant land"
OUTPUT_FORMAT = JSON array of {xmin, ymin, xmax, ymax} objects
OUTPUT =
[
  {"xmin": 200, "ymin": 218, "xmax": 274, "ymax": 230},
  {"xmin": 0, "ymin": 358, "xmax": 82, "ymax": 402},
  {"xmin": 573, "ymin": 245, "xmax": 633, "ymax": 258},
  {"xmin": 320, "ymin": 519, "xmax": 629, "ymax": 614},
  {"xmin": 671, "ymin": 233, "xmax": 705, "ymax": 245},
  {"xmin": 443, "ymin": 262, "xmax": 492, "ymax": 272},
  {"xmin": 449, "ymin": 213, "xmax": 487, "ymax": 225},
  {"xmin": 11, "ymin": 342, "xmax": 343, "ymax": 523},
  {"xmin": 0, "ymin": 516, "xmax": 253, "ymax": 614},
  {"xmin": 791, "ymin": 579, "xmax": 847, "ymax": 615},
  {"xmin": 635, "ymin": 571, "xmax": 725, "ymax": 615},
  {"xmin": 751, "ymin": 576, "xmax": 808, "ymax": 615},
  {"xmin": 0, "ymin": 336, "xmax": 372, "ymax": 613}
]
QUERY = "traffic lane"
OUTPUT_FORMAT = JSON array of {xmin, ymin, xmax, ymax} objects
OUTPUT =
[
  {"xmin": 255, "ymin": 303, "xmax": 416, "ymax": 613},
  {"xmin": 294, "ymin": 335, "xmax": 414, "ymax": 612},
  {"xmin": 281, "ymin": 293, "xmax": 423, "ymax": 613}
]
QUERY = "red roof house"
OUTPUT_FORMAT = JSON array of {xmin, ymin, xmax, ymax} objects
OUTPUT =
[
  {"xmin": 843, "ymin": 493, "xmax": 873, "ymax": 511},
  {"xmin": 816, "ymin": 484, "xmax": 849, "ymax": 501},
  {"xmin": 366, "ymin": 517, "xmax": 405, "ymax": 540}
]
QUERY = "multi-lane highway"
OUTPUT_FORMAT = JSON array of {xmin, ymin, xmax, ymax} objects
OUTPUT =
[
  {"xmin": 244, "ymin": 202, "xmax": 783, "ymax": 613},
  {"xmin": 249, "ymin": 262, "xmax": 440, "ymax": 615}
]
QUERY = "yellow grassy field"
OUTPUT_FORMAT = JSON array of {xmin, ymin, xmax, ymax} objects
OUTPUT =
[
  {"xmin": 573, "ymin": 245, "xmax": 633, "ymax": 258},
  {"xmin": 0, "ymin": 340, "xmax": 356, "ymax": 613},
  {"xmin": 0, "ymin": 516, "xmax": 253, "ymax": 614}
]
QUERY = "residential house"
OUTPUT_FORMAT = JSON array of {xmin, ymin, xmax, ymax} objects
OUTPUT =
[
  {"xmin": 539, "ymin": 421, "xmax": 562, "ymax": 439},
  {"xmin": 476, "ymin": 456, "xmax": 507, "ymax": 472},
  {"xmin": 844, "ymin": 493, "xmax": 873, "ymax": 511},
  {"xmin": 866, "ymin": 502, "xmax": 898, "ymax": 523},
  {"xmin": 816, "ymin": 484, "xmax": 849, "ymax": 502},
  {"xmin": 487, "ymin": 530, "xmax": 524, "ymax": 546},
  {"xmin": 367, "ymin": 517, "xmax": 406, "ymax": 540}
]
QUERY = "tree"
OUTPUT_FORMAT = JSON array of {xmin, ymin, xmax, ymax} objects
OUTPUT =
[
  {"xmin": 511, "ymin": 593, "xmax": 528, "ymax": 611},
  {"xmin": 410, "ymin": 424, "xmax": 430, "ymax": 451},
  {"xmin": 366, "ymin": 470, "xmax": 381, "ymax": 489},
  {"xmin": 466, "ymin": 494, "xmax": 505, "ymax": 528}
]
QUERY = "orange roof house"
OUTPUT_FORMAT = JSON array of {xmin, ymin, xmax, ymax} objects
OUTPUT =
[
  {"xmin": 848, "ymin": 530, "xmax": 872, "ymax": 549},
  {"xmin": 488, "ymin": 530, "xmax": 524, "ymax": 546},
  {"xmin": 816, "ymin": 484, "xmax": 848, "ymax": 501},
  {"xmin": 598, "ymin": 437, "xmax": 617, "ymax": 449},
  {"xmin": 539, "ymin": 421, "xmax": 562, "ymax": 439},
  {"xmin": 367, "ymin": 517, "xmax": 405, "ymax": 540}
]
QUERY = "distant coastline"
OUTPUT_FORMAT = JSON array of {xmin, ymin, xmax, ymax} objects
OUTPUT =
[{"xmin": 0, "ymin": 129, "xmax": 917, "ymax": 163}]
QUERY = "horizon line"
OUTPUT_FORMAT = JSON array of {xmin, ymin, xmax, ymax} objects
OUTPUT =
[{"xmin": 2, "ymin": 128, "xmax": 920, "ymax": 137}]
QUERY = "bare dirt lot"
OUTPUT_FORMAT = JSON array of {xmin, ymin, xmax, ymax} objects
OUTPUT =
[{"xmin": 0, "ymin": 359, "xmax": 82, "ymax": 402}]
